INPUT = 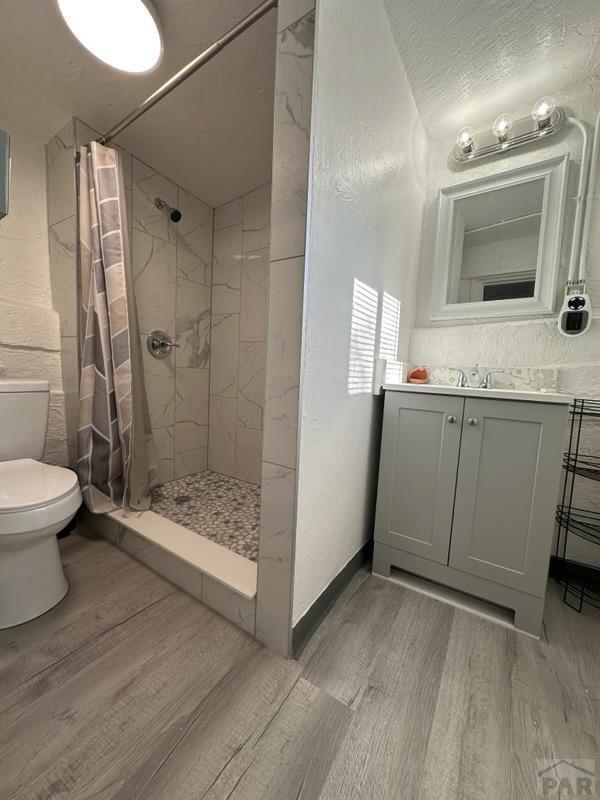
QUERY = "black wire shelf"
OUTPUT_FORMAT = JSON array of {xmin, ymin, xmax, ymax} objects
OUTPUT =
[
  {"xmin": 562, "ymin": 453, "xmax": 600, "ymax": 482},
  {"xmin": 554, "ymin": 398, "xmax": 600, "ymax": 614},
  {"xmin": 556, "ymin": 505, "xmax": 600, "ymax": 546},
  {"xmin": 569, "ymin": 397, "xmax": 600, "ymax": 418},
  {"xmin": 549, "ymin": 556, "xmax": 600, "ymax": 612}
]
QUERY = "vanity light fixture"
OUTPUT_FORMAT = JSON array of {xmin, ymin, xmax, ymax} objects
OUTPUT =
[
  {"xmin": 57, "ymin": 0, "xmax": 163, "ymax": 73},
  {"xmin": 532, "ymin": 96, "xmax": 557, "ymax": 130},
  {"xmin": 492, "ymin": 113, "xmax": 513, "ymax": 142},
  {"xmin": 452, "ymin": 98, "xmax": 565, "ymax": 164}
]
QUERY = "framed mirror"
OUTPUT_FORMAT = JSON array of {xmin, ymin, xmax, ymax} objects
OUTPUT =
[{"xmin": 430, "ymin": 155, "xmax": 569, "ymax": 321}]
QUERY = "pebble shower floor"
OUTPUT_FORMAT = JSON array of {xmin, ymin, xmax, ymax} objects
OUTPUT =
[{"xmin": 151, "ymin": 471, "xmax": 261, "ymax": 561}]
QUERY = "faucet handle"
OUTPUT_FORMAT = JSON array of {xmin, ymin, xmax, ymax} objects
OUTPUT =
[
  {"xmin": 448, "ymin": 367, "xmax": 468, "ymax": 388},
  {"xmin": 479, "ymin": 369, "xmax": 502, "ymax": 389}
]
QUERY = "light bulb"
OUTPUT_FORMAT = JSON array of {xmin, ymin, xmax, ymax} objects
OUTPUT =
[
  {"xmin": 492, "ymin": 114, "xmax": 513, "ymax": 142},
  {"xmin": 456, "ymin": 127, "xmax": 475, "ymax": 153},
  {"xmin": 532, "ymin": 96, "xmax": 557, "ymax": 129}
]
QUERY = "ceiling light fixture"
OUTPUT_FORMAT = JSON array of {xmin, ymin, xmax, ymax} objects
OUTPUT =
[{"xmin": 57, "ymin": 0, "xmax": 163, "ymax": 73}]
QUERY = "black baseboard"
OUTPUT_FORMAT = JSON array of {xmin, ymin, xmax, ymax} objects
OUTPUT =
[{"xmin": 292, "ymin": 540, "xmax": 373, "ymax": 658}]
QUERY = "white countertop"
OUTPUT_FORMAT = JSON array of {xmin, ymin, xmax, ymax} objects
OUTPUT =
[{"xmin": 383, "ymin": 382, "xmax": 572, "ymax": 405}]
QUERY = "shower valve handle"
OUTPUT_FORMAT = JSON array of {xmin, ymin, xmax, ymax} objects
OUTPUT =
[{"xmin": 146, "ymin": 330, "xmax": 180, "ymax": 359}]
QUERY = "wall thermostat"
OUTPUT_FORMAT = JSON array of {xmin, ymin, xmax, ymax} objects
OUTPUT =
[{"xmin": 558, "ymin": 281, "xmax": 592, "ymax": 337}]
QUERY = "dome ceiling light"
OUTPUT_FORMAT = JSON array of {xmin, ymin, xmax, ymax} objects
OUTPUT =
[{"xmin": 57, "ymin": 0, "xmax": 163, "ymax": 73}]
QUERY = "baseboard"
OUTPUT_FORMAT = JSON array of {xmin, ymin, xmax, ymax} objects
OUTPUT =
[{"xmin": 291, "ymin": 541, "xmax": 373, "ymax": 658}]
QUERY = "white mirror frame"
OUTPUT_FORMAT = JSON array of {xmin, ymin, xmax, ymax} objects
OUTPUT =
[{"xmin": 430, "ymin": 155, "xmax": 569, "ymax": 322}]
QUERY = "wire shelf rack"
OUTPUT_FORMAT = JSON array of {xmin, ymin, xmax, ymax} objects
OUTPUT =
[
  {"xmin": 562, "ymin": 453, "xmax": 600, "ymax": 482},
  {"xmin": 552, "ymin": 398, "xmax": 600, "ymax": 613}
]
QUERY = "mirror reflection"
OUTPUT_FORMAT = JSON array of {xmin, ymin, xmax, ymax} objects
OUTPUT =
[{"xmin": 449, "ymin": 179, "xmax": 544, "ymax": 304}]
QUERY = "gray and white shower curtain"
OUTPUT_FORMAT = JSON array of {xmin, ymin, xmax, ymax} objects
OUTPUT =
[{"xmin": 77, "ymin": 142, "xmax": 156, "ymax": 514}]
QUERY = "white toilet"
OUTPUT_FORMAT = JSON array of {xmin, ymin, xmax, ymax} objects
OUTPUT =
[{"xmin": 0, "ymin": 379, "xmax": 82, "ymax": 629}]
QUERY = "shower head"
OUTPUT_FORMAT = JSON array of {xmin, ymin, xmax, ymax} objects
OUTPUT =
[{"xmin": 154, "ymin": 197, "xmax": 182, "ymax": 223}]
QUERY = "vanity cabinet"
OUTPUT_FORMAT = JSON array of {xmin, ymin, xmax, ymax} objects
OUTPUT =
[{"xmin": 373, "ymin": 388, "xmax": 569, "ymax": 635}]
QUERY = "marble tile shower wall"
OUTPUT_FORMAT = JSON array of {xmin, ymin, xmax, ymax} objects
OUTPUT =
[
  {"xmin": 209, "ymin": 184, "xmax": 271, "ymax": 486},
  {"xmin": 46, "ymin": 119, "xmax": 214, "ymax": 482},
  {"xmin": 132, "ymin": 159, "xmax": 213, "ymax": 484},
  {"xmin": 46, "ymin": 118, "xmax": 79, "ymax": 467},
  {"xmin": 254, "ymin": 5, "xmax": 315, "ymax": 655}
]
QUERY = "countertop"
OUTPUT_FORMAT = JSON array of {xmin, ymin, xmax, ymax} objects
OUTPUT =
[{"xmin": 383, "ymin": 382, "xmax": 572, "ymax": 405}]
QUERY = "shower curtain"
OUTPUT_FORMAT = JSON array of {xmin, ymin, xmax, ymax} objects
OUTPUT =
[{"xmin": 77, "ymin": 142, "xmax": 157, "ymax": 514}]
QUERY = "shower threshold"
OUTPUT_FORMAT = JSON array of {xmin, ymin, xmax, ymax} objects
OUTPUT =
[{"xmin": 84, "ymin": 477, "xmax": 258, "ymax": 603}]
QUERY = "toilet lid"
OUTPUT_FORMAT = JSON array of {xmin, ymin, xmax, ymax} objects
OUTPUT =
[{"xmin": 0, "ymin": 459, "xmax": 80, "ymax": 512}]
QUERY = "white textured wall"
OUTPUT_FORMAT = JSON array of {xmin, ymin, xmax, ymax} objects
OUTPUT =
[
  {"xmin": 409, "ymin": 82, "xmax": 600, "ymax": 567},
  {"xmin": 0, "ymin": 116, "xmax": 66, "ymax": 465},
  {"xmin": 292, "ymin": 0, "xmax": 427, "ymax": 624},
  {"xmin": 410, "ymin": 82, "xmax": 600, "ymax": 395}
]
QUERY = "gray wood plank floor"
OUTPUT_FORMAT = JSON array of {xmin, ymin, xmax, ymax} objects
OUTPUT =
[{"xmin": 1, "ymin": 529, "xmax": 598, "ymax": 799}]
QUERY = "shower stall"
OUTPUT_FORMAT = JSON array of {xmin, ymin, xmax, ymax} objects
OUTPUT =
[
  {"xmin": 135, "ymin": 169, "xmax": 271, "ymax": 565},
  {"xmin": 46, "ymin": 0, "xmax": 316, "ymax": 655}
]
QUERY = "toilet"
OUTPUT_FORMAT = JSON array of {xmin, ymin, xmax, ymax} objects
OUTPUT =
[{"xmin": 0, "ymin": 379, "xmax": 82, "ymax": 629}]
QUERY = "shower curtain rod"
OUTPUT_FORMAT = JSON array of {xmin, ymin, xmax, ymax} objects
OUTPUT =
[{"xmin": 98, "ymin": 0, "xmax": 278, "ymax": 145}]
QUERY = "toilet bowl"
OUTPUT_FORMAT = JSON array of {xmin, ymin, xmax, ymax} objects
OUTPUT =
[
  {"xmin": 0, "ymin": 459, "xmax": 82, "ymax": 628},
  {"xmin": 0, "ymin": 380, "xmax": 82, "ymax": 629}
]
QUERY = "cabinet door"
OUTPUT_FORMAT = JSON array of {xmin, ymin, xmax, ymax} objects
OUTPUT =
[
  {"xmin": 449, "ymin": 398, "xmax": 567, "ymax": 595},
  {"xmin": 374, "ymin": 392, "xmax": 464, "ymax": 564}
]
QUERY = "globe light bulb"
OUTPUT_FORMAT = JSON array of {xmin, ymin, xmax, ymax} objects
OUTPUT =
[
  {"xmin": 456, "ymin": 127, "xmax": 475, "ymax": 153},
  {"xmin": 532, "ymin": 96, "xmax": 557, "ymax": 129},
  {"xmin": 492, "ymin": 114, "xmax": 513, "ymax": 142}
]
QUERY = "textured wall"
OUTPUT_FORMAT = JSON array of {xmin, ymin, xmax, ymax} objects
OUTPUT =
[
  {"xmin": 382, "ymin": 0, "xmax": 600, "ymax": 144},
  {"xmin": 46, "ymin": 122, "xmax": 77, "ymax": 466},
  {"xmin": 409, "ymin": 82, "xmax": 600, "ymax": 567},
  {"xmin": 291, "ymin": 0, "xmax": 427, "ymax": 625},
  {"xmin": 410, "ymin": 83, "xmax": 600, "ymax": 395},
  {"xmin": 0, "ymin": 115, "xmax": 66, "ymax": 466},
  {"xmin": 209, "ymin": 184, "xmax": 270, "ymax": 485}
]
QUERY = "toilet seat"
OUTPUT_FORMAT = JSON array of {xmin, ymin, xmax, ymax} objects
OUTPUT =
[{"xmin": 0, "ymin": 459, "xmax": 82, "ymax": 536}]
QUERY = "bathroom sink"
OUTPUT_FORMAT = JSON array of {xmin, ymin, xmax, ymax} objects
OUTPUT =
[{"xmin": 382, "ymin": 382, "xmax": 571, "ymax": 405}]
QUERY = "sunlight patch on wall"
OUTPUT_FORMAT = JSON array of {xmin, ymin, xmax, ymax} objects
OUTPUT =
[
  {"xmin": 379, "ymin": 291, "xmax": 403, "ymax": 383},
  {"xmin": 348, "ymin": 278, "xmax": 379, "ymax": 395},
  {"xmin": 379, "ymin": 291, "xmax": 401, "ymax": 362}
]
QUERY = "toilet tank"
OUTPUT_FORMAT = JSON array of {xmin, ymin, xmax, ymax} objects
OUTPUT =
[{"xmin": 0, "ymin": 379, "xmax": 50, "ymax": 461}]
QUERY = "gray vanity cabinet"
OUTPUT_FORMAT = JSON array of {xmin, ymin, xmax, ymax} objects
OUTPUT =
[
  {"xmin": 374, "ymin": 391, "xmax": 462, "ymax": 564},
  {"xmin": 448, "ymin": 397, "xmax": 566, "ymax": 594},
  {"xmin": 373, "ymin": 389, "xmax": 569, "ymax": 636}
]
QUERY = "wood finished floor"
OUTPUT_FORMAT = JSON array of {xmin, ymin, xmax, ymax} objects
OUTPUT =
[{"xmin": 1, "ymin": 529, "xmax": 599, "ymax": 800}]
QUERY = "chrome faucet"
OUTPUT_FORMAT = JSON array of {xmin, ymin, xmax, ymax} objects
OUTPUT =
[
  {"xmin": 479, "ymin": 370, "xmax": 501, "ymax": 389},
  {"xmin": 448, "ymin": 368, "xmax": 469, "ymax": 388}
]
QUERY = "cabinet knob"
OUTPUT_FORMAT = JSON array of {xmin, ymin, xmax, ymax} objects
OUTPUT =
[
  {"xmin": 447, "ymin": 415, "xmax": 457, "ymax": 424},
  {"xmin": 468, "ymin": 417, "xmax": 478, "ymax": 426}
]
